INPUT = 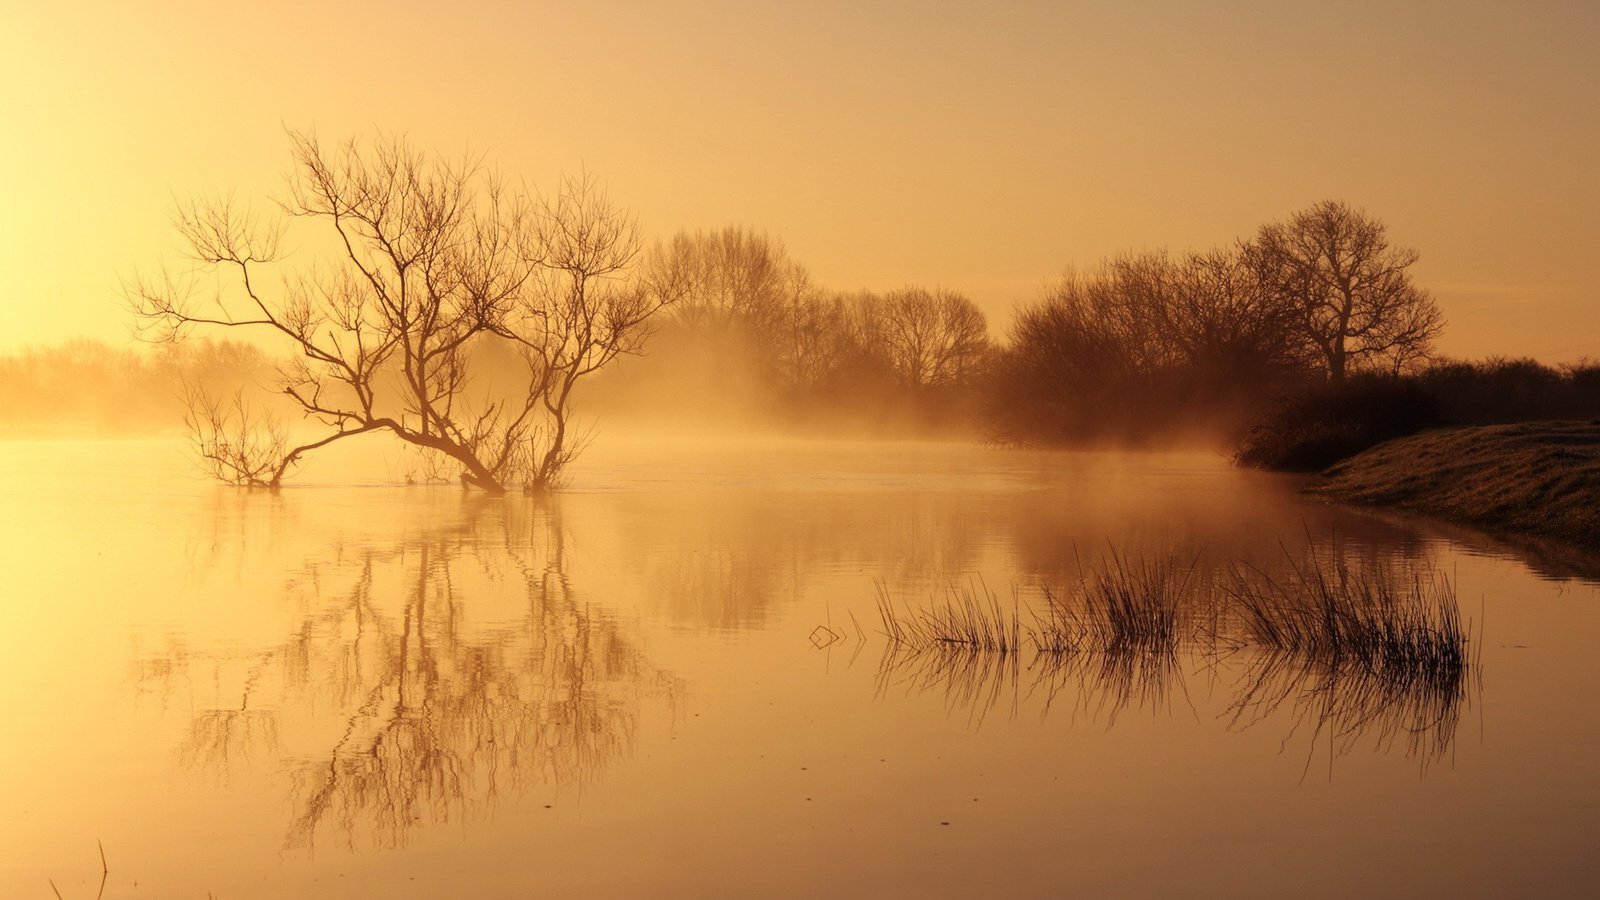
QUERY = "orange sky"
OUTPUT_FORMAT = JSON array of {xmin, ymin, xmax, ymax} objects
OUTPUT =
[{"xmin": 2, "ymin": 0, "xmax": 1596, "ymax": 361}]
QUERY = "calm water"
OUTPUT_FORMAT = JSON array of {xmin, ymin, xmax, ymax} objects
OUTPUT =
[{"xmin": 2, "ymin": 437, "xmax": 1597, "ymax": 898}]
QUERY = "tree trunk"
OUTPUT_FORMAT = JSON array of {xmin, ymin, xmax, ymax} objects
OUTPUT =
[{"xmin": 1328, "ymin": 346, "xmax": 1347, "ymax": 382}]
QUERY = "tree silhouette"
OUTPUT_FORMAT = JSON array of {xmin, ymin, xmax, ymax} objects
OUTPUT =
[
  {"xmin": 865, "ymin": 287, "xmax": 990, "ymax": 389},
  {"xmin": 130, "ymin": 132, "xmax": 678, "ymax": 491},
  {"xmin": 1249, "ymin": 200, "xmax": 1443, "ymax": 380}
]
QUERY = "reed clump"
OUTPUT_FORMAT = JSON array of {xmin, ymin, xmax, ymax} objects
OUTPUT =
[
  {"xmin": 875, "ymin": 579, "xmax": 1024, "ymax": 655},
  {"xmin": 877, "ymin": 554, "xmax": 1191, "ymax": 659},
  {"xmin": 874, "ymin": 557, "xmax": 1194, "ymax": 723},
  {"xmin": 1221, "ymin": 554, "xmax": 1468, "ymax": 682},
  {"xmin": 1034, "ymin": 553, "xmax": 1189, "ymax": 657},
  {"xmin": 870, "ymin": 547, "xmax": 1473, "ymax": 761}
]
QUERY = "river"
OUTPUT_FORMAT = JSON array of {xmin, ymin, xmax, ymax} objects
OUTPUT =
[{"xmin": 2, "ymin": 437, "xmax": 1596, "ymax": 898}]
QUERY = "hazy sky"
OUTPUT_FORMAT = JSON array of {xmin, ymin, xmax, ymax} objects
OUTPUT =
[{"xmin": 3, "ymin": 0, "xmax": 1596, "ymax": 360}]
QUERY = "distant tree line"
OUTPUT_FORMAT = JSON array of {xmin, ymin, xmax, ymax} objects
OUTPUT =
[
  {"xmin": 25, "ymin": 191, "xmax": 1595, "ymax": 479},
  {"xmin": 581, "ymin": 225, "xmax": 993, "ymax": 433},
  {"xmin": 585, "ymin": 200, "xmax": 1450, "ymax": 447},
  {"xmin": 0, "ymin": 337, "xmax": 283, "ymax": 432},
  {"xmin": 987, "ymin": 200, "xmax": 1444, "ymax": 445}
]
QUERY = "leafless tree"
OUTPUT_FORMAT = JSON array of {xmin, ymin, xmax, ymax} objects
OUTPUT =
[
  {"xmin": 651, "ymin": 225, "xmax": 804, "ymax": 334},
  {"xmin": 773, "ymin": 290, "xmax": 868, "ymax": 390},
  {"xmin": 501, "ymin": 172, "xmax": 668, "ymax": 486},
  {"xmin": 1164, "ymin": 249, "xmax": 1311, "ymax": 384},
  {"xmin": 866, "ymin": 287, "xmax": 990, "ymax": 388},
  {"xmin": 181, "ymin": 385, "xmax": 289, "ymax": 487},
  {"xmin": 643, "ymin": 224, "xmax": 817, "ymax": 395},
  {"xmin": 987, "ymin": 248, "xmax": 1324, "ymax": 445},
  {"xmin": 129, "ymin": 132, "xmax": 676, "ymax": 492},
  {"xmin": 1248, "ymin": 200, "xmax": 1443, "ymax": 380}
]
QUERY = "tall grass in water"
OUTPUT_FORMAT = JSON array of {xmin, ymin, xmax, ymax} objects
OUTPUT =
[
  {"xmin": 1220, "ymin": 552, "xmax": 1473, "ymax": 771},
  {"xmin": 1034, "ymin": 552, "xmax": 1190, "ymax": 657},
  {"xmin": 1223, "ymin": 554, "xmax": 1467, "ymax": 679},
  {"xmin": 874, "ymin": 556, "xmax": 1193, "ymax": 724},
  {"xmin": 876, "ymin": 554, "xmax": 1192, "ymax": 658},
  {"xmin": 875, "ymin": 578, "xmax": 1024, "ymax": 655},
  {"xmin": 870, "ymin": 547, "xmax": 1474, "ymax": 765}
]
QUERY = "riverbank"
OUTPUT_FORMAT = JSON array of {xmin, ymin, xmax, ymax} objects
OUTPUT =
[{"xmin": 1312, "ymin": 421, "xmax": 1600, "ymax": 548}]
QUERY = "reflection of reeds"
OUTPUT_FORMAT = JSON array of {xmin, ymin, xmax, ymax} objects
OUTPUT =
[
  {"xmin": 873, "ymin": 625, "xmax": 1187, "ymax": 728},
  {"xmin": 876, "ymin": 639, "xmax": 1021, "ymax": 724},
  {"xmin": 1219, "ymin": 554, "xmax": 1473, "ymax": 771},
  {"xmin": 1224, "ymin": 647, "xmax": 1470, "ymax": 772},
  {"xmin": 874, "ymin": 580, "xmax": 1023, "ymax": 724},
  {"xmin": 874, "ymin": 556, "xmax": 1191, "ymax": 724},
  {"xmin": 868, "ymin": 546, "xmax": 1475, "ymax": 769},
  {"xmin": 1032, "ymin": 642, "xmax": 1186, "ymax": 725}
]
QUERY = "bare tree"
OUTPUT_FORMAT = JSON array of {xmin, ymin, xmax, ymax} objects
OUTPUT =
[
  {"xmin": 645, "ymin": 225, "xmax": 814, "ymax": 393},
  {"xmin": 652, "ymin": 225, "xmax": 802, "ymax": 334},
  {"xmin": 867, "ymin": 287, "xmax": 990, "ymax": 388},
  {"xmin": 130, "ymin": 132, "xmax": 675, "ymax": 492},
  {"xmin": 774, "ymin": 289, "xmax": 861, "ymax": 390},
  {"xmin": 986, "ymin": 249, "xmax": 1321, "ymax": 445},
  {"xmin": 501, "ymin": 173, "xmax": 666, "ymax": 487},
  {"xmin": 181, "ymin": 386, "xmax": 289, "ymax": 487},
  {"xmin": 1164, "ymin": 249, "xmax": 1311, "ymax": 386},
  {"xmin": 1249, "ymin": 200, "xmax": 1443, "ymax": 380}
]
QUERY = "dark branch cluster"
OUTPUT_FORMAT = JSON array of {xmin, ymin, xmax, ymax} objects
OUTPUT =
[{"xmin": 130, "ymin": 131, "xmax": 679, "ymax": 491}]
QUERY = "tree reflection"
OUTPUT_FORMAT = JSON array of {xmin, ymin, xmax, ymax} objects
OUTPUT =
[{"xmin": 143, "ymin": 498, "xmax": 675, "ymax": 851}]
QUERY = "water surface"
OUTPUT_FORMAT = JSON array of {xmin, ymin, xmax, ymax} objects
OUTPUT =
[{"xmin": 2, "ymin": 438, "xmax": 1596, "ymax": 898}]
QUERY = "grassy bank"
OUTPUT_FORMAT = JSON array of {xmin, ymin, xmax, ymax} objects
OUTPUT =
[
  {"xmin": 1313, "ymin": 421, "xmax": 1600, "ymax": 547},
  {"xmin": 1236, "ymin": 359, "xmax": 1600, "ymax": 471}
]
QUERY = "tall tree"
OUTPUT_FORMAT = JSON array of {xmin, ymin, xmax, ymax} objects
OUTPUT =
[
  {"xmin": 868, "ymin": 287, "xmax": 990, "ymax": 388},
  {"xmin": 1249, "ymin": 200, "xmax": 1443, "ymax": 380},
  {"xmin": 651, "ymin": 225, "xmax": 804, "ymax": 335}
]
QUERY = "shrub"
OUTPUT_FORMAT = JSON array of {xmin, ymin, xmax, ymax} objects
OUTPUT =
[{"xmin": 1236, "ymin": 358, "xmax": 1600, "ymax": 470}]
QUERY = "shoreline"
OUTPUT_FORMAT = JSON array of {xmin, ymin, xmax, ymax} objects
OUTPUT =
[{"xmin": 1309, "ymin": 420, "xmax": 1600, "ymax": 549}]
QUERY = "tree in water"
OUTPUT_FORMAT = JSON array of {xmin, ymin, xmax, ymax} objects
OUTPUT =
[
  {"xmin": 130, "ymin": 131, "xmax": 677, "ymax": 491},
  {"xmin": 1248, "ymin": 200, "xmax": 1443, "ymax": 381}
]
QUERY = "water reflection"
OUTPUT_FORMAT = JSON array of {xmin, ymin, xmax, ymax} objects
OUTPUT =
[
  {"xmin": 876, "ymin": 637, "xmax": 1191, "ymax": 730},
  {"xmin": 610, "ymin": 491, "xmax": 991, "ymax": 631},
  {"xmin": 862, "ymin": 542, "xmax": 1475, "ymax": 774},
  {"xmin": 1222, "ymin": 647, "xmax": 1473, "ymax": 776},
  {"xmin": 140, "ymin": 498, "xmax": 676, "ymax": 851}
]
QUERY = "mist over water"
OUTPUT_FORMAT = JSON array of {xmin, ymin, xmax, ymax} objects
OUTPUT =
[
  {"xmin": 3, "ymin": 438, "xmax": 1597, "ymax": 898},
  {"xmin": 6, "ymin": 3, "xmax": 1599, "ymax": 895}
]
